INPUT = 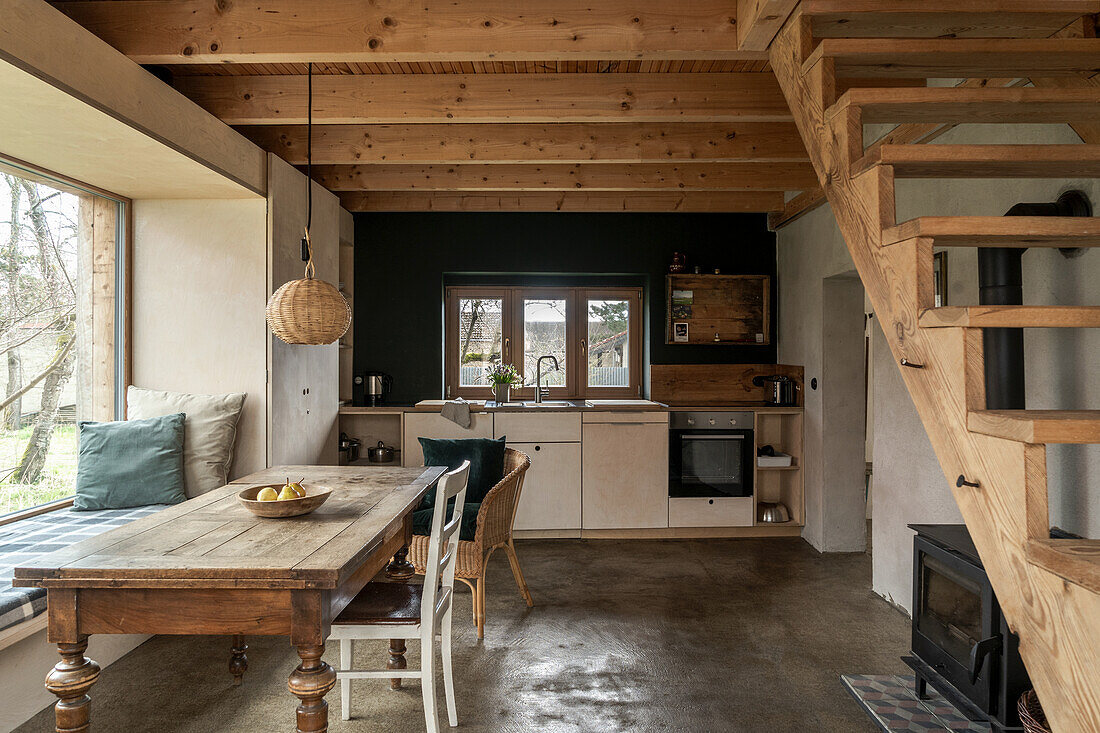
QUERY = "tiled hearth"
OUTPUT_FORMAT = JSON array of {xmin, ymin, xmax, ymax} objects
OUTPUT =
[{"xmin": 842, "ymin": 675, "xmax": 992, "ymax": 732}]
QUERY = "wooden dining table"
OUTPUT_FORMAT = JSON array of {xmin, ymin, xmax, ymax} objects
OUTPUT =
[{"xmin": 13, "ymin": 464, "xmax": 446, "ymax": 733}]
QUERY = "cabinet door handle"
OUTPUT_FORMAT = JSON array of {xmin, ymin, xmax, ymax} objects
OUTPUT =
[{"xmin": 534, "ymin": 445, "xmax": 541, "ymax": 451}]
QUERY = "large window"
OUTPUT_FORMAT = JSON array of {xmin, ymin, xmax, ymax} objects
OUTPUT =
[
  {"xmin": 0, "ymin": 162, "xmax": 125, "ymax": 516},
  {"xmin": 446, "ymin": 286, "xmax": 642, "ymax": 400}
]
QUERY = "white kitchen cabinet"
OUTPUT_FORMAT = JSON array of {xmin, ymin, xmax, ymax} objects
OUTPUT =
[
  {"xmin": 402, "ymin": 412, "xmax": 494, "ymax": 466},
  {"xmin": 494, "ymin": 412, "xmax": 581, "ymax": 443},
  {"xmin": 669, "ymin": 497, "xmax": 754, "ymax": 528},
  {"xmin": 510, "ymin": 441, "xmax": 582, "ymax": 530},
  {"xmin": 581, "ymin": 415, "xmax": 669, "ymax": 529}
]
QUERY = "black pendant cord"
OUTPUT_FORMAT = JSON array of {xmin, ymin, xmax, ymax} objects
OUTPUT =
[{"xmin": 306, "ymin": 61, "xmax": 313, "ymax": 235}]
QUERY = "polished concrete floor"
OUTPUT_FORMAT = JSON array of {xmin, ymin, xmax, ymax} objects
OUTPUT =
[{"xmin": 17, "ymin": 539, "xmax": 909, "ymax": 732}]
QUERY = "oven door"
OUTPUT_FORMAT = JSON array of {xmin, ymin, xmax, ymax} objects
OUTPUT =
[{"xmin": 669, "ymin": 429, "xmax": 754, "ymax": 498}]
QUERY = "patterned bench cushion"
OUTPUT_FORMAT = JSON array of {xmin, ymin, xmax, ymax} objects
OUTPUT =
[{"xmin": 0, "ymin": 505, "xmax": 166, "ymax": 634}]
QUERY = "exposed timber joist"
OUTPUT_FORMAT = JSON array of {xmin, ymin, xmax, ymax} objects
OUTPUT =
[
  {"xmin": 310, "ymin": 162, "xmax": 818, "ymax": 192},
  {"xmin": 737, "ymin": 0, "xmax": 800, "ymax": 51},
  {"xmin": 803, "ymin": 1, "xmax": 1098, "ymax": 39},
  {"xmin": 50, "ymin": 0, "xmax": 763, "ymax": 64},
  {"xmin": 239, "ymin": 122, "xmax": 810, "ymax": 165},
  {"xmin": 173, "ymin": 73, "xmax": 791, "ymax": 125},
  {"xmin": 339, "ymin": 190, "xmax": 785, "ymax": 213}
]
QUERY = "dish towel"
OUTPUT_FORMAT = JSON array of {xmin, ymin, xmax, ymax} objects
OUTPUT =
[{"xmin": 440, "ymin": 398, "xmax": 472, "ymax": 429}]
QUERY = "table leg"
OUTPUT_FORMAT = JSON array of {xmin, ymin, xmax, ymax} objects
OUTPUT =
[
  {"xmin": 288, "ymin": 644, "xmax": 336, "ymax": 733},
  {"xmin": 387, "ymin": 638, "xmax": 408, "ymax": 691},
  {"xmin": 230, "ymin": 635, "xmax": 248, "ymax": 686},
  {"xmin": 45, "ymin": 638, "xmax": 100, "ymax": 733},
  {"xmin": 385, "ymin": 545, "xmax": 414, "ymax": 581}
]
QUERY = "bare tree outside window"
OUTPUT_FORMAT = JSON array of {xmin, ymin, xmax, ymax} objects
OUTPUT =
[{"xmin": 0, "ymin": 173, "xmax": 83, "ymax": 514}]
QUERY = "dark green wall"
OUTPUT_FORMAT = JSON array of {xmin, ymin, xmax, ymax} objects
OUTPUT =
[{"xmin": 353, "ymin": 212, "xmax": 777, "ymax": 405}]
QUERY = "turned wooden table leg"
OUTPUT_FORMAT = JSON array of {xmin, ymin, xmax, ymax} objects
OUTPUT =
[
  {"xmin": 288, "ymin": 644, "xmax": 336, "ymax": 733},
  {"xmin": 45, "ymin": 638, "xmax": 100, "ymax": 733},
  {"xmin": 229, "ymin": 635, "xmax": 248, "ymax": 686},
  {"xmin": 386, "ymin": 638, "xmax": 408, "ymax": 691}
]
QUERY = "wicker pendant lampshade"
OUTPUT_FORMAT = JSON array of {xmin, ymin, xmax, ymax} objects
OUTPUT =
[
  {"xmin": 265, "ymin": 62, "xmax": 351, "ymax": 346},
  {"xmin": 266, "ymin": 231, "xmax": 351, "ymax": 345}
]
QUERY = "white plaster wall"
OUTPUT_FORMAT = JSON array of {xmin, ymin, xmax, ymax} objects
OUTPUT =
[
  {"xmin": 132, "ymin": 198, "xmax": 270, "ymax": 478},
  {"xmin": 778, "ymin": 122, "xmax": 1100, "ymax": 609},
  {"xmin": 777, "ymin": 195, "xmax": 870, "ymax": 552}
]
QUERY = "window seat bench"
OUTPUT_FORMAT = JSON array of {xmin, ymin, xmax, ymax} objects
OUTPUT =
[{"xmin": 0, "ymin": 505, "xmax": 167, "ymax": 643}]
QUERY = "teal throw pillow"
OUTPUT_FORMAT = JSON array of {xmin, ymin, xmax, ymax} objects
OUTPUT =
[
  {"xmin": 74, "ymin": 413, "xmax": 187, "ymax": 511},
  {"xmin": 417, "ymin": 436, "xmax": 507, "ymax": 509}
]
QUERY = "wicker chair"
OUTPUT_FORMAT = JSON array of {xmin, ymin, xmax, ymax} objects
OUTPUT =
[{"xmin": 410, "ymin": 448, "xmax": 533, "ymax": 639}]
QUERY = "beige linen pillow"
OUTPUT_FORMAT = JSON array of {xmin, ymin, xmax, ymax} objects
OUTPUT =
[{"xmin": 126, "ymin": 386, "xmax": 246, "ymax": 498}]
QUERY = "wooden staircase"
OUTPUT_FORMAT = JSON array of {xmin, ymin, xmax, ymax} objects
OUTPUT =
[{"xmin": 768, "ymin": 7, "xmax": 1100, "ymax": 731}]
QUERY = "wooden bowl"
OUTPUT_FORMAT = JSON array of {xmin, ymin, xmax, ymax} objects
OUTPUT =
[{"xmin": 237, "ymin": 484, "xmax": 333, "ymax": 518}]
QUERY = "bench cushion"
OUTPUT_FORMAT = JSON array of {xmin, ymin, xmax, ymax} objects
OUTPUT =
[{"xmin": 0, "ymin": 505, "xmax": 166, "ymax": 634}]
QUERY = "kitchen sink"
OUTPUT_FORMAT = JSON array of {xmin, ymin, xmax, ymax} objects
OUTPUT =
[{"xmin": 521, "ymin": 400, "xmax": 583, "ymax": 408}]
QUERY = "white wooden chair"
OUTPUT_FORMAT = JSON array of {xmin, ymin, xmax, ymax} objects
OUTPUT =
[{"xmin": 331, "ymin": 460, "xmax": 470, "ymax": 730}]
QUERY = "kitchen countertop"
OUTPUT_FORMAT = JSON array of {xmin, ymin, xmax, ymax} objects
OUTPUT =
[{"xmin": 339, "ymin": 401, "xmax": 804, "ymax": 414}]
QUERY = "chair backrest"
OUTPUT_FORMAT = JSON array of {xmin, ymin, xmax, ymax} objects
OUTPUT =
[
  {"xmin": 421, "ymin": 460, "xmax": 470, "ymax": 628},
  {"xmin": 476, "ymin": 449, "xmax": 531, "ymax": 549}
]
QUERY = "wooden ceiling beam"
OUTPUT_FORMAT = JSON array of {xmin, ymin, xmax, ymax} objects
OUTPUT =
[
  {"xmin": 803, "ymin": 1, "xmax": 1097, "ymax": 39},
  {"xmin": 339, "ymin": 190, "xmax": 786, "ymax": 213},
  {"xmin": 310, "ymin": 162, "xmax": 817, "ymax": 192},
  {"xmin": 737, "ymin": 0, "xmax": 800, "ymax": 51},
  {"xmin": 239, "ymin": 122, "xmax": 809, "ymax": 165},
  {"xmin": 50, "ymin": 0, "xmax": 764, "ymax": 64},
  {"xmin": 173, "ymin": 73, "xmax": 792, "ymax": 125}
]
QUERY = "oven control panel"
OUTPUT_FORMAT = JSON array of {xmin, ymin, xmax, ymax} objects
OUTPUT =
[{"xmin": 669, "ymin": 411, "xmax": 754, "ymax": 430}]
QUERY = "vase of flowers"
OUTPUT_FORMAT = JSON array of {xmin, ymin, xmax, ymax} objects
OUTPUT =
[{"xmin": 486, "ymin": 363, "xmax": 522, "ymax": 403}]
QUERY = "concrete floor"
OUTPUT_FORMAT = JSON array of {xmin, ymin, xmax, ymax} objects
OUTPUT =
[{"xmin": 17, "ymin": 538, "xmax": 909, "ymax": 733}]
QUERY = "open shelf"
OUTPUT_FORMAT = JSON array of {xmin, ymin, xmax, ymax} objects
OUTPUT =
[{"xmin": 753, "ymin": 410, "xmax": 804, "ymax": 527}]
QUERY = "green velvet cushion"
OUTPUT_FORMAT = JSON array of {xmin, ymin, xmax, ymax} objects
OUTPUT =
[
  {"xmin": 73, "ymin": 414, "xmax": 187, "ymax": 511},
  {"xmin": 412, "ymin": 501, "xmax": 480, "ymax": 541},
  {"xmin": 417, "ymin": 436, "xmax": 506, "ymax": 508}
]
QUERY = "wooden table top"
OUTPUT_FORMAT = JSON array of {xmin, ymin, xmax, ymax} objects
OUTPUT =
[{"xmin": 14, "ymin": 465, "xmax": 445, "ymax": 591}]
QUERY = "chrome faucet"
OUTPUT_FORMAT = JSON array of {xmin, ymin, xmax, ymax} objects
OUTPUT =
[{"xmin": 534, "ymin": 355, "xmax": 559, "ymax": 403}]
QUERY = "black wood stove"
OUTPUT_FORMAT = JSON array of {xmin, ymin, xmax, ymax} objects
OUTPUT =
[{"xmin": 906, "ymin": 524, "xmax": 1031, "ymax": 732}]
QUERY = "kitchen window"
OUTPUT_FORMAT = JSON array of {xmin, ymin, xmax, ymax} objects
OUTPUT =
[{"xmin": 446, "ymin": 286, "xmax": 642, "ymax": 400}]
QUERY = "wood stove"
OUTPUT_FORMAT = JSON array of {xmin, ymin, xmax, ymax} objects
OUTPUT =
[{"xmin": 906, "ymin": 524, "xmax": 1031, "ymax": 732}]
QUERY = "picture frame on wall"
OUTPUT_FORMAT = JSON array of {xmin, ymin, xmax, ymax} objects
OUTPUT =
[
  {"xmin": 933, "ymin": 251, "xmax": 948, "ymax": 307},
  {"xmin": 673, "ymin": 322, "xmax": 689, "ymax": 342}
]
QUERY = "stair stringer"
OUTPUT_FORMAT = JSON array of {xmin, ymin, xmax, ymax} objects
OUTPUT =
[{"xmin": 769, "ymin": 12, "xmax": 1100, "ymax": 732}]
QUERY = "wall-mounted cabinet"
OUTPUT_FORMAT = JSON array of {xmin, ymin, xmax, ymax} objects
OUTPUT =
[{"xmin": 666, "ymin": 274, "xmax": 770, "ymax": 346}]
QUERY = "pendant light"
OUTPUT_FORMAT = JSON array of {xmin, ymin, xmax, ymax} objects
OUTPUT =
[{"xmin": 266, "ymin": 63, "xmax": 351, "ymax": 346}]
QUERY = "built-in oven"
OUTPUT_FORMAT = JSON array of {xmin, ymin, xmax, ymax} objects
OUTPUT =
[{"xmin": 669, "ymin": 411, "xmax": 754, "ymax": 498}]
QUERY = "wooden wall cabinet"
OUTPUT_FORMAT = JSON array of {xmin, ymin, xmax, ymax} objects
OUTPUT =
[
  {"xmin": 581, "ymin": 413, "xmax": 669, "ymax": 529},
  {"xmin": 666, "ymin": 274, "xmax": 770, "ymax": 346}
]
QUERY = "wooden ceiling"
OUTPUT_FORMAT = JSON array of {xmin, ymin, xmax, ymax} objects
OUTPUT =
[{"xmin": 46, "ymin": 1, "xmax": 1098, "ymax": 214}]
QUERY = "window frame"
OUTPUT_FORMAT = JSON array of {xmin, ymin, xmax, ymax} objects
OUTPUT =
[
  {"xmin": 0, "ymin": 155, "xmax": 130, "ymax": 520},
  {"xmin": 445, "ymin": 285, "xmax": 642, "ymax": 401}
]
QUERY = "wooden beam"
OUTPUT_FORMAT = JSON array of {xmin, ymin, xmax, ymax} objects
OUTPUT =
[
  {"xmin": 1, "ymin": 0, "xmax": 266, "ymax": 195},
  {"xmin": 51, "ymin": 0, "xmax": 762, "ymax": 64},
  {"xmin": 339, "ymin": 190, "xmax": 785, "ymax": 213},
  {"xmin": 310, "ymin": 162, "xmax": 818, "ymax": 192},
  {"xmin": 173, "ymin": 73, "xmax": 792, "ymax": 125},
  {"xmin": 767, "ymin": 188, "xmax": 826, "ymax": 229},
  {"xmin": 804, "ymin": 1, "xmax": 1098, "ymax": 39},
  {"xmin": 737, "ymin": 0, "xmax": 800, "ymax": 51},
  {"xmin": 239, "ymin": 122, "xmax": 810, "ymax": 165}
]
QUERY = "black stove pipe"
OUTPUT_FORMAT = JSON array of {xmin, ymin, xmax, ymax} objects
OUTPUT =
[{"xmin": 981, "ymin": 191, "xmax": 1092, "ymax": 410}]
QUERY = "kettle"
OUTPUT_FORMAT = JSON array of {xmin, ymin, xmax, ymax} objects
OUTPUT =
[
  {"xmin": 752, "ymin": 374, "xmax": 799, "ymax": 406},
  {"xmin": 354, "ymin": 370, "xmax": 393, "ymax": 406}
]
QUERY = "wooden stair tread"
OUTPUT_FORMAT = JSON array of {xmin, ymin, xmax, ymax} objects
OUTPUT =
[
  {"xmin": 830, "ymin": 87, "xmax": 1100, "ymax": 125},
  {"xmin": 805, "ymin": 1, "xmax": 1099, "ymax": 39},
  {"xmin": 968, "ymin": 410, "xmax": 1100, "ymax": 443},
  {"xmin": 920, "ymin": 305, "xmax": 1100, "ymax": 328},
  {"xmin": 882, "ymin": 217, "xmax": 1100, "ymax": 247},
  {"xmin": 1027, "ymin": 539, "xmax": 1100, "ymax": 594},
  {"xmin": 859, "ymin": 144, "xmax": 1100, "ymax": 178},
  {"xmin": 805, "ymin": 38, "xmax": 1100, "ymax": 78}
]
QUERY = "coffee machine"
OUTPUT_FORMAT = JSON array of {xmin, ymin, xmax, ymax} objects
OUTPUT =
[{"xmin": 353, "ymin": 371, "xmax": 393, "ymax": 406}]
